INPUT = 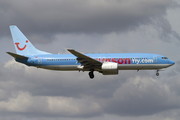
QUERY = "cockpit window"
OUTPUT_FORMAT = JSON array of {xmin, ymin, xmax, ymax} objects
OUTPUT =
[{"xmin": 161, "ymin": 57, "xmax": 168, "ymax": 59}]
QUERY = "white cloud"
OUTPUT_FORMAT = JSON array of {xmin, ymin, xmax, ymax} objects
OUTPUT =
[{"xmin": 0, "ymin": 92, "xmax": 32, "ymax": 112}]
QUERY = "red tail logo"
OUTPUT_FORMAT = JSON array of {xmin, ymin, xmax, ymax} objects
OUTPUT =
[{"xmin": 15, "ymin": 40, "xmax": 28, "ymax": 51}]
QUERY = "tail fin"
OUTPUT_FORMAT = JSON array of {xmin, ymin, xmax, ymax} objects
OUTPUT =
[{"xmin": 9, "ymin": 25, "xmax": 50, "ymax": 56}]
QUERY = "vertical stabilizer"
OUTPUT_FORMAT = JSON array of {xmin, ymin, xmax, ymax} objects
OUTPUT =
[{"xmin": 9, "ymin": 25, "xmax": 50, "ymax": 56}]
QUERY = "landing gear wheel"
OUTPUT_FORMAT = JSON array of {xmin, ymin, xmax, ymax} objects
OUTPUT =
[
  {"xmin": 156, "ymin": 73, "xmax": 159, "ymax": 76},
  {"xmin": 89, "ymin": 71, "xmax": 94, "ymax": 79}
]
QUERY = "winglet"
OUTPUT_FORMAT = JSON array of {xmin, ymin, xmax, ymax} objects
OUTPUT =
[{"xmin": 67, "ymin": 49, "xmax": 83, "ymax": 57}]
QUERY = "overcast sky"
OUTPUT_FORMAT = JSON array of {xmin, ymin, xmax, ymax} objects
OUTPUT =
[{"xmin": 0, "ymin": 0, "xmax": 180, "ymax": 120}]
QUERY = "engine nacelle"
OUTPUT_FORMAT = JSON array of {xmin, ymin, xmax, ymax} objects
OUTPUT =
[{"xmin": 101, "ymin": 62, "xmax": 118, "ymax": 75}]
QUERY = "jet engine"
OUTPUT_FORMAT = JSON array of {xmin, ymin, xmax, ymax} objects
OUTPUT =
[{"xmin": 101, "ymin": 62, "xmax": 118, "ymax": 75}]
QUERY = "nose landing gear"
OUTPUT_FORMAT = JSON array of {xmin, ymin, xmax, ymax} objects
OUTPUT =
[
  {"xmin": 156, "ymin": 72, "xmax": 159, "ymax": 76},
  {"xmin": 156, "ymin": 70, "xmax": 159, "ymax": 76}
]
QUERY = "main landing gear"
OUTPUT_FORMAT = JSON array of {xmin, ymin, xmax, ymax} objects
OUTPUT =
[
  {"xmin": 89, "ymin": 70, "xmax": 94, "ymax": 79},
  {"xmin": 156, "ymin": 70, "xmax": 159, "ymax": 76}
]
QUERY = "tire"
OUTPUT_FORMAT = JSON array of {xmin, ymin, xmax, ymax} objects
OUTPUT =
[
  {"xmin": 89, "ymin": 71, "xmax": 94, "ymax": 79},
  {"xmin": 156, "ymin": 73, "xmax": 159, "ymax": 76}
]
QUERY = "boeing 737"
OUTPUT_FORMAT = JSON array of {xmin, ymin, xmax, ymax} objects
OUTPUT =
[{"xmin": 7, "ymin": 26, "xmax": 175, "ymax": 79}]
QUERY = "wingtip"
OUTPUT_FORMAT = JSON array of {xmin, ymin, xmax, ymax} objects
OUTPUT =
[{"xmin": 67, "ymin": 49, "xmax": 74, "ymax": 51}]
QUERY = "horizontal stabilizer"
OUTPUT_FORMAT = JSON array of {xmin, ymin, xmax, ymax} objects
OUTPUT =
[{"xmin": 6, "ymin": 52, "xmax": 28, "ymax": 59}]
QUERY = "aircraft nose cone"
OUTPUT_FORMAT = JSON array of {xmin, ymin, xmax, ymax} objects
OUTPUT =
[{"xmin": 169, "ymin": 60, "xmax": 175, "ymax": 65}]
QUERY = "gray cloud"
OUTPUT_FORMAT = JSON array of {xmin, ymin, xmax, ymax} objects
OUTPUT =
[
  {"xmin": 103, "ymin": 76, "xmax": 180, "ymax": 116},
  {"xmin": 0, "ymin": 59, "xmax": 179, "ymax": 119},
  {"xmin": 152, "ymin": 16, "xmax": 180, "ymax": 42},
  {"xmin": 0, "ymin": 0, "xmax": 178, "ymax": 42},
  {"xmin": 1, "ymin": 0, "xmax": 180, "ymax": 120}
]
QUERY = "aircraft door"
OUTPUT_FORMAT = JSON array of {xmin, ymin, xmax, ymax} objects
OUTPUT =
[
  {"xmin": 31, "ymin": 57, "xmax": 42, "ymax": 65},
  {"xmin": 37, "ymin": 58, "xmax": 42, "ymax": 64},
  {"xmin": 153, "ymin": 55, "xmax": 157, "ymax": 63}
]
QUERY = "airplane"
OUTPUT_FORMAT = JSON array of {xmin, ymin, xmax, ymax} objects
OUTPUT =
[{"xmin": 7, "ymin": 25, "xmax": 175, "ymax": 79}]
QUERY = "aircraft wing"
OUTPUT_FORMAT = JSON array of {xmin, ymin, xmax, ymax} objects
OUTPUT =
[{"xmin": 67, "ymin": 49, "xmax": 102, "ymax": 69}]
